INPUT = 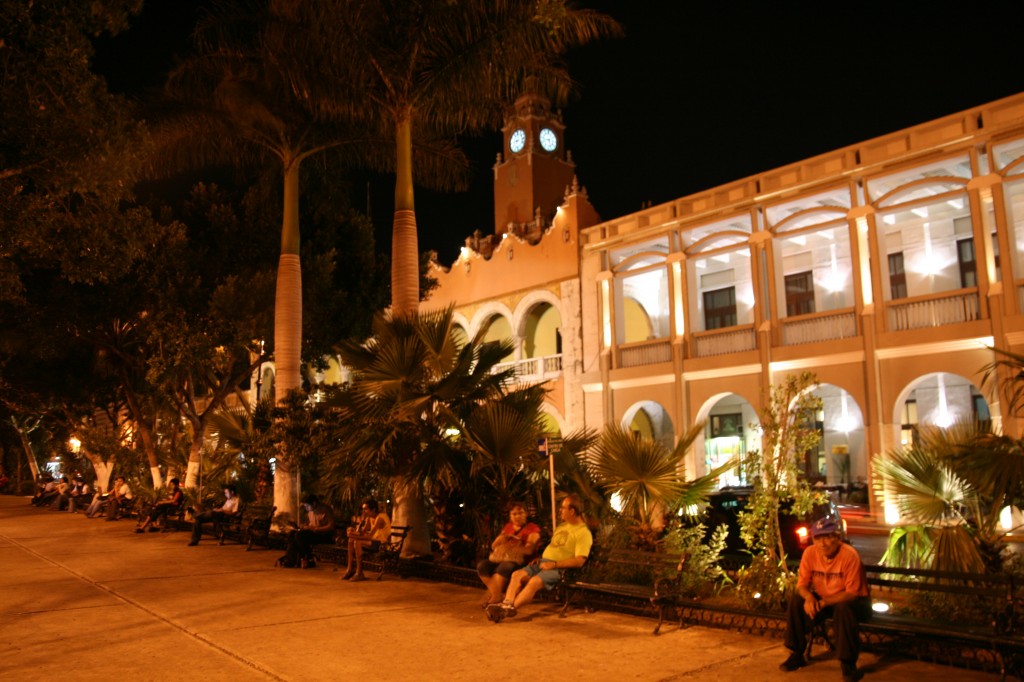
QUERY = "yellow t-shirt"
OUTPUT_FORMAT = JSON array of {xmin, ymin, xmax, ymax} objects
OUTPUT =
[{"xmin": 541, "ymin": 521, "xmax": 592, "ymax": 563}]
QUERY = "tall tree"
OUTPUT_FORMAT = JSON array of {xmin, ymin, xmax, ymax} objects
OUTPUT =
[
  {"xmin": 0, "ymin": 0, "xmax": 170, "ymax": 487},
  {"xmin": 341, "ymin": 0, "xmax": 620, "ymax": 317},
  {"xmin": 156, "ymin": 0, "xmax": 458, "ymax": 522}
]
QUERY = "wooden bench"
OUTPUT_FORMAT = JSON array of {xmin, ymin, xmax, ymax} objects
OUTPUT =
[
  {"xmin": 558, "ymin": 548, "xmax": 688, "ymax": 635},
  {"xmin": 314, "ymin": 526, "xmax": 411, "ymax": 580},
  {"xmin": 809, "ymin": 564, "xmax": 1021, "ymax": 678}
]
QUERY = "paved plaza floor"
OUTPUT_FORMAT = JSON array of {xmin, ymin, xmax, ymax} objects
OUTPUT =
[{"xmin": 0, "ymin": 495, "xmax": 999, "ymax": 681}]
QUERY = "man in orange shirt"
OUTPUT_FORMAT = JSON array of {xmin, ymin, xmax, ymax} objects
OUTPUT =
[{"xmin": 779, "ymin": 516, "xmax": 871, "ymax": 682}]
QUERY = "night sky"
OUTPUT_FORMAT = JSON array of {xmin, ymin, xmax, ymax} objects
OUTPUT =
[{"xmin": 94, "ymin": 2, "xmax": 1024, "ymax": 265}]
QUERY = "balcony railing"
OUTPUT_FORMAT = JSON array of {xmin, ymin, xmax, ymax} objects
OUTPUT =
[
  {"xmin": 781, "ymin": 309, "xmax": 857, "ymax": 346},
  {"xmin": 618, "ymin": 339, "xmax": 672, "ymax": 368},
  {"xmin": 887, "ymin": 290, "xmax": 980, "ymax": 331},
  {"xmin": 693, "ymin": 325, "xmax": 756, "ymax": 358},
  {"xmin": 493, "ymin": 354, "xmax": 563, "ymax": 380}
]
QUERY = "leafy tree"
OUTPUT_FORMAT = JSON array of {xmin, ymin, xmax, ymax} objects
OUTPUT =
[
  {"xmin": 738, "ymin": 372, "xmax": 824, "ymax": 564},
  {"xmin": 0, "ymin": 0, "xmax": 173, "ymax": 488},
  {"xmin": 0, "ymin": 0, "xmax": 156, "ymax": 304}
]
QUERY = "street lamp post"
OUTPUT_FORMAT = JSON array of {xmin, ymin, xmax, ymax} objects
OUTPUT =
[{"xmin": 255, "ymin": 339, "xmax": 266, "ymax": 403}]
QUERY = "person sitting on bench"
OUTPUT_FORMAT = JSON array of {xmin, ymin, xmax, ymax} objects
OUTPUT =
[
  {"xmin": 135, "ymin": 478, "xmax": 183, "ymax": 532},
  {"xmin": 342, "ymin": 498, "xmax": 391, "ymax": 581},
  {"xmin": 779, "ymin": 516, "xmax": 871, "ymax": 682},
  {"xmin": 486, "ymin": 493, "xmax": 592, "ymax": 622},
  {"xmin": 188, "ymin": 483, "xmax": 240, "ymax": 545},
  {"xmin": 85, "ymin": 476, "xmax": 133, "ymax": 519},
  {"xmin": 277, "ymin": 494, "xmax": 335, "ymax": 568}
]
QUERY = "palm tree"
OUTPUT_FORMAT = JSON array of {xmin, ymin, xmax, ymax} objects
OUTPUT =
[
  {"xmin": 587, "ymin": 423, "xmax": 731, "ymax": 549},
  {"xmin": 332, "ymin": 305, "xmax": 548, "ymax": 555},
  {"xmin": 342, "ymin": 0, "xmax": 621, "ymax": 317},
  {"xmin": 873, "ymin": 420, "xmax": 1024, "ymax": 573},
  {"xmin": 156, "ymin": 2, "xmax": 475, "ymax": 521}
]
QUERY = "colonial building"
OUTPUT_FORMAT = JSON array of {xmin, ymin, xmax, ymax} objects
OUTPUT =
[{"xmin": 424, "ymin": 89, "xmax": 1024, "ymax": 518}]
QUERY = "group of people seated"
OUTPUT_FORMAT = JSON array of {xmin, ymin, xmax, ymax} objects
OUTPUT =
[
  {"xmin": 273, "ymin": 494, "xmax": 392, "ymax": 579},
  {"xmin": 481, "ymin": 493, "xmax": 593, "ymax": 623}
]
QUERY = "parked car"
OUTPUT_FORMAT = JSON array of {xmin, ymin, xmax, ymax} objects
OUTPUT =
[{"xmin": 701, "ymin": 486, "xmax": 848, "ymax": 565}]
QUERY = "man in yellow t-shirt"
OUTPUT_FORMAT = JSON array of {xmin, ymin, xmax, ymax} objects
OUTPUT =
[{"xmin": 486, "ymin": 493, "xmax": 592, "ymax": 622}]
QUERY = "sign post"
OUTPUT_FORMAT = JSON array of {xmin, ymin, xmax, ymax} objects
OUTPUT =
[{"xmin": 539, "ymin": 437, "xmax": 564, "ymax": 531}]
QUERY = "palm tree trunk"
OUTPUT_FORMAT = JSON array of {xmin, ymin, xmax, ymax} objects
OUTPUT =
[
  {"xmin": 273, "ymin": 159, "xmax": 303, "ymax": 524},
  {"xmin": 391, "ymin": 115, "xmax": 419, "ymax": 317},
  {"xmin": 391, "ymin": 475, "xmax": 430, "ymax": 557}
]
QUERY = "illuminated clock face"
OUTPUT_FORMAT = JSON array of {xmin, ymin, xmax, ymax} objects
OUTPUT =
[
  {"xmin": 509, "ymin": 129, "xmax": 526, "ymax": 153},
  {"xmin": 539, "ymin": 128, "xmax": 557, "ymax": 152}
]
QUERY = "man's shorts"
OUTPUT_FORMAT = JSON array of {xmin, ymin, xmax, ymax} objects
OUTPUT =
[{"xmin": 521, "ymin": 561, "xmax": 562, "ymax": 590}]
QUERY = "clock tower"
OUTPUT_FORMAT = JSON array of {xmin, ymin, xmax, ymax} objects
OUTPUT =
[{"xmin": 493, "ymin": 86, "xmax": 576, "ymax": 235}]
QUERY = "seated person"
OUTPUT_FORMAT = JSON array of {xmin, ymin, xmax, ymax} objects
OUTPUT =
[
  {"xmin": 85, "ymin": 476, "xmax": 132, "ymax": 519},
  {"xmin": 342, "ymin": 498, "xmax": 391, "ymax": 581},
  {"xmin": 278, "ymin": 494, "xmax": 335, "ymax": 568},
  {"xmin": 779, "ymin": 516, "xmax": 871, "ymax": 682},
  {"xmin": 188, "ymin": 484, "xmax": 240, "ymax": 545},
  {"xmin": 136, "ymin": 478, "xmax": 184, "ymax": 532},
  {"xmin": 487, "ymin": 493, "xmax": 592, "ymax": 622},
  {"xmin": 56, "ymin": 475, "xmax": 90, "ymax": 512},
  {"xmin": 38, "ymin": 475, "xmax": 67, "ymax": 508},
  {"xmin": 31, "ymin": 474, "xmax": 56, "ymax": 506},
  {"xmin": 477, "ymin": 502, "xmax": 541, "ymax": 606}
]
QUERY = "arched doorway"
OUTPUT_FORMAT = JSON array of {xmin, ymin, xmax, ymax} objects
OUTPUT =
[{"xmin": 697, "ymin": 393, "xmax": 758, "ymax": 487}]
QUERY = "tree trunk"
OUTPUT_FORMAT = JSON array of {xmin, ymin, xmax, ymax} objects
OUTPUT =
[
  {"xmin": 272, "ymin": 159, "xmax": 302, "ymax": 524},
  {"xmin": 184, "ymin": 436, "xmax": 203, "ymax": 490},
  {"xmin": 83, "ymin": 451, "xmax": 114, "ymax": 493},
  {"xmin": 121, "ymin": 384, "xmax": 162, "ymax": 488},
  {"xmin": 14, "ymin": 424, "xmax": 40, "ymax": 481},
  {"xmin": 391, "ymin": 475, "xmax": 430, "ymax": 557},
  {"xmin": 390, "ymin": 115, "xmax": 419, "ymax": 317}
]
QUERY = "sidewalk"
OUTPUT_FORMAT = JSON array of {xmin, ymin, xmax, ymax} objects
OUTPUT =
[{"xmin": 0, "ymin": 495, "xmax": 999, "ymax": 682}]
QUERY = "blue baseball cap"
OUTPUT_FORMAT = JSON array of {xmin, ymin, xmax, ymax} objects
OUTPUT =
[{"xmin": 811, "ymin": 516, "xmax": 841, "ymax": 537}]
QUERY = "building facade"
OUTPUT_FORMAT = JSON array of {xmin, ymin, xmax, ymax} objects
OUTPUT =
[{"xmin": 425, "ymin": 90, "xmax": 1024, "ymax": 517}]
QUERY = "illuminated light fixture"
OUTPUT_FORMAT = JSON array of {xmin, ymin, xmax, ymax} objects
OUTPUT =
[
  {"xmin": 935, "ymin": 374, "xmax": 953, "ymax": 428},
  {"xmin": 911, "ymin": 207, "xmax": 929, "ymax": 219},
  {"xmin": 69, "ymin": 437, "xmax": 82, "ymax": 453},
  {"xmin": 788, "ymin": 235, "xmax": 807, "ymax": 246},
  {"xmin": 823, "ymin": 243, "xmax": 843, "ymax": 293},
  {"xmin": 753, "ymin": 592, "xmax": 762, "ymax": 600},
  {"xmin": 459, "ymin": 246, "xmax": 469, "ymax": 260},
  {"xmin": 600, "ymin": 279, "xmax": 612, "ymax": 347},
  {"xmin": 502, "ymin": 232, "xmax": 508, "ymax": 239},
  {"xmin": 610, "ymin": 492, "xmax": 624, "ymax": 513},
  {"xmin": 444, "ymin": 428, "xmax": 460, "ymax": 438},
  {"xmin": 884, "ymin": 502, "xmax": 900, "ymax": 525},
  {"xmin": 921, "ymin": 223, "xmax": 938, "ymax": 276},
  {"xmin": 1000, "ymin": 505, "xmax": 1015, "ymax": 531},
  {"xmin": 795, "ymin": 526, "xmax": 809, "ymax": 542},
  {"xmin": 872, "ymin": 602, "xmax": 890, "ymax": 614},
  {"xmin": 946, "ymin": 198, "xmax": 964, "ymax": 210},
  {"xmin": 882, "ymin": 214, "xmax": 896, "ymax": 225},
  {"xmin": 836, "ymin": 393, "xmax": 857, "ymax": 433}
]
